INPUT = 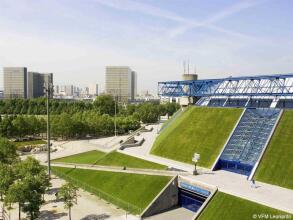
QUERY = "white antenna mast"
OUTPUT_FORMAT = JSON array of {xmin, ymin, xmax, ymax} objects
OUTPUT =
[{"xmin": 183, "ymin": 61, "xmax": 186, "ymax": 74}]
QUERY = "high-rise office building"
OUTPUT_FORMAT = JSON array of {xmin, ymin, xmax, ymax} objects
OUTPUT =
[
  {"xmin": 89, "ymin": 84, "xmax": 98, "ymax": 96},
  {"xmin": 3, "ymin": 67, "xmax": 53, "ymax": 99},
  {"xmin": 131, "ymin": 71, "xmax": 137, "ymax": 99},
  {"xmin": 105, "ymin": 66, "xmax": 137, "ymax": 102},
  {"xmin": 64, "ymin": 85, "xmax": 74, "ymax": 96},
  {"xmin": 27, "ymin": 72, "xmax": 53, "ymax": 98},
  {"xmin": 4, "ymin": 67, "xmax": 28, "ymax": 99}
]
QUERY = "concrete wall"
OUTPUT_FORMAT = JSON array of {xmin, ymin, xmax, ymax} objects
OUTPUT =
[{"xmin": 141, "ymin": 176, "xmax": 179, "ymax": 218}]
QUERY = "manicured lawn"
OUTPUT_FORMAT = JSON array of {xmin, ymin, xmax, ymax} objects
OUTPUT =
[
  {"xmin": 53, "ymin": 150, "xmax": 167, "ymax": 170},
  {"xmin": 52, "ymin": 166, "xmax": 171, "ymax": 214},
  {"xmin": 15, "ymin": 139, "xmax": 47, "ymax": 148},
  {"xmin": 255, "ymin": 110, "xmax": 293, "ymax": 189},
  {"xmin": 151, "ymin": 107, "xmax": 242, "ymax": 168},
  {"xmin": 198, "ymin": 192, "xmax": 290, "ymax": 220},
  {"xmin": 53, "ymin": 150, "xmax": 106, "ymax": 164},
  {"xmin": 96, "ymin": 151, "xmax": 167, "ymax": 169}
]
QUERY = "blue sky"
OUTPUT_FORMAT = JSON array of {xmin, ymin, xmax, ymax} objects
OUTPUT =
[{"xmin": 0, "ymin": 0, "xmax": 293, "ymax": 93}]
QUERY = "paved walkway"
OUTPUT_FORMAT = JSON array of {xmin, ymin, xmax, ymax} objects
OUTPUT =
[{"xmin": 119, "ymin": 123, "xmax": 293, "ymax": 214}]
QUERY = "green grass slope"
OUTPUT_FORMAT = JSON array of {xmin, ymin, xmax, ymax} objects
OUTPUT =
[
  {"xmin": 53, "ymin": 150, "xmax": 167, "ymax": 170},
  {"xmin": 96, "ymin": 151, "xmax": 166, "ymax": 169},
  {"xmin": 52, "ymin": 167, "xmax": 171, "ymax": 214},
  {"xmin": 53, "ymin": 150, "xmax": 106, "ymax": 164},
  {"xmin": 255, "ymin": 110, "xmax": 293, "ymax": 189},
  {"xmin": 198, "ymin": 192, "xmax": 290, "ymax": 220},
  {"xmin": 151, "ymin": 107, "xmax": 242, "ymax": 168}
]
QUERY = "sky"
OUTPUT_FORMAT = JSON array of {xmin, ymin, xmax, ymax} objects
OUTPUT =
[{"xmin": 0, "ymin": 0, "xmax": 293, "ymax": 93}]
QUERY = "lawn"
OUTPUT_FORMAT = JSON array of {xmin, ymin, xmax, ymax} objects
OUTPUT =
[
  {"xmin": 198, "ymin": 192, "xmax": 290, "ymax": 220},
  {"xmin": 53, "ymin": 150, "xmax": 167, "ymax": 170},
  {"xmin": 52, "ymin": 166, "xmax": 171, "ymax": 214},
  {"xmin": 255, "ymin": 110, "xmax": 293, "ymax": 189},
  {"xmin": 151, "ymin": 107, "xmax": 242, "ymax": 168},
  {"xmin": 53, "ymin": 150, "xmax": 106, "ymax": 164},
  {"xmin": 15, "ymin": 139, "xmax": 47, "ymax": 148}
]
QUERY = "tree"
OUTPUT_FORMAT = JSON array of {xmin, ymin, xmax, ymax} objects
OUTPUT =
[
  {"xmin": 0, "ymin": 164, "xmax": 15, "ymax": 217},
  {"xmin": 12, "ymin": 116, "xmax": 29, "ymax": 138},
  {"xmin": 57, "ymin": 183, "xmax": 78, "ymax": 220},
  {"xmin": 5, "ymin": 157, "xmax": 50, "ymax": 220},
  {"xmin": 5, "ymin": 179, "xmax": 25, "ymax": 220},
  {"xmin": 164, "ymin": 102, "xmax": 180, "ymax": 117},
  {"xmin": 94, "ymin": 95, "xmax": 115, "ymax": 115},
  {"xmin": 0, "ymin": 138, "xmax": 18, "ymax": 218},
  {"xmin": 137, "ymin": 103, "xmax": 160, "ymax": 123},
  {"xmin": 0, "ymin": 164, "xmax": 14, "ymax": 201},
  {"xmin": 0, "ymin": 138, "xmax": 18, "ymax": 165}
]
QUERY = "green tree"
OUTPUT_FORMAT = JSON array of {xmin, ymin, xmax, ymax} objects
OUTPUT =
[
  {"xmin": 12, "ymin": 116, "xmax": 29, "ymax": 138},
  {"xmin": 137, "ymin": 103, "xmax": 160, "ymax": 123},
  {"xmin": 5, "ymin": 157, "xmax": 50, "ymax": 220},
  {"xmin": 164, "ymin": 102, "xmax": 180, "ymax": 117},
  {"xmin": 57, "ymin": 183, "xmax": 78, "ymax": 220},
  {"xmin": 0, "ymin": 164, "xmax": 14, "ymax": 201},
  {"xmin": 0, "ymin": 138, "xmax": 18, "ymax": 164},
  {"xmin": 5, "ymin": 179, "xmax": 25, "ymax": 220},
  {"xmin": 94, "ymin": 95, "xmax": 115, "ymax": 115}
]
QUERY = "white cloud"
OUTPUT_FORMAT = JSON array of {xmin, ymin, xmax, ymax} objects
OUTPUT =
[
  {"xmin": 94, "ymin": 0, "xmax": 267, "ymax": 41},
  {"xmin": 169, "ymin": 0, "xmax": 270, "ymax": 38}
]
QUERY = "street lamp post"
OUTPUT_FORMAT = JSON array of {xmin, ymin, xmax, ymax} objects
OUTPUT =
[
  {"xmin": 114, "ymin": 95, "xmax": 117, "ymax": 137},
  {"xmin": 44, "ymin": 82, "xmax": 53, "ymax": 178},
  {"xmin": 192, "ymin": 153, "xmax": 200, "ymax": 175}
]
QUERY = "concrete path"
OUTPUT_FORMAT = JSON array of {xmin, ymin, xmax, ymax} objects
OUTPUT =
[
  {"xmin": 3, "ymin": 176, "xmax": 139, "ymax": 220},
  {"xmin": 49, "ymin": 162, "xmax": 184, "ymax": 177}
]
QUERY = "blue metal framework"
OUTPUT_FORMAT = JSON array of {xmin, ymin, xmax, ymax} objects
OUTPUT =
[{"xmin": 158, "ymin": 73, "xmax": 293, "ymax": 97}]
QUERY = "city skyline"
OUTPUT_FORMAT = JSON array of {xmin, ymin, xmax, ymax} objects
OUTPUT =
[{"xmin": 0, "ymin": 0, "xmax": 293, "ymax": 93}]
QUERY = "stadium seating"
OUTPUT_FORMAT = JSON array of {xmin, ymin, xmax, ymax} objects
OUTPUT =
[
  {"xmin": 207, "ymin": 98, "xmax": 226, "ymax": 107},
  {"xmin": 225, "ymin": 98, "xmax": 248, "ymax": 107},
  {"xmin": 246, "ymin": 99, "xmax": 273, "ymax": 108},
  {"xmin": 215, "ymin": 108, "xmax": 281, "ymax": 175},
  {"xmin": 276, "ymin": 99, "xmax": 293, "ymax": 108}
]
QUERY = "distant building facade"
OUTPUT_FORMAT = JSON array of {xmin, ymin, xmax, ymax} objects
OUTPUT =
[
  {"xmin": 89, "ymin": 84, "xmax": 98, "ymax": 96},
  {"xmin": 3, "ymin": 67, "xmax": 53, "ymax": 99},
  {"xmin": 27, "ymin": 72, "xmax": 53, "ymax": 98},
  {"xmin": 4, "ymin": 67, "xmax": 28, "ymax": 99},
  {"xmin": 105, "ymin": 66, "xmax": 137, "ymax": 103}
]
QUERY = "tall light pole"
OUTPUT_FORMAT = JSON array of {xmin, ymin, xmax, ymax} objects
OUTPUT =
[
  {"xmin": 44, "ymin": 82, "xmax": 53, "ymax": 178},
  {"xmin": 114, "ymin": 94, "xmax": 117, "ymax": 137}
]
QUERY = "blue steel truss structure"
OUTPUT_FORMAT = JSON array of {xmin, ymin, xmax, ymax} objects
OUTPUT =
[{"xmin": 158, "ymin": 74, "xmax": 293, "ymax": 97}]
